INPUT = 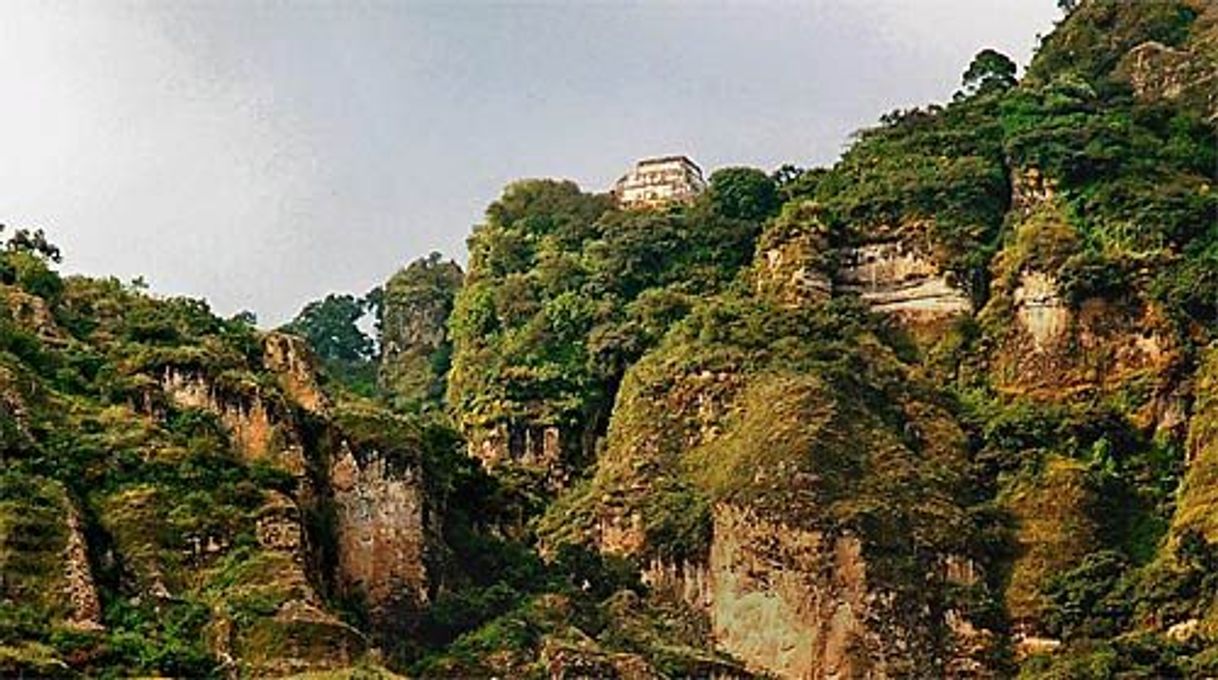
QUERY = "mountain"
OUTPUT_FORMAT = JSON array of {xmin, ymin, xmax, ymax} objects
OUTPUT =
[{"xmin": 3, "ymin": 0, "xmax": 1217, "ymax": 677}]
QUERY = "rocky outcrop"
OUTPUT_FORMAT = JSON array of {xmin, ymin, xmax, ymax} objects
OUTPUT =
[
  {"xmin": 991, "ymin": 272, "xmax": 1176, "ymax": 399},
  {"xmin": 0, "ymin": 477, "xmax": 104, "ymax": 632},
  {"xmin": 755, "ymin": 202, "xmax": 833, "ymax": 307},
  {"xmin": 1012, "ymin": 272, "xmax": 1070, "ymax": 350},
  {"xmin": 2, "ymin": 285, "xmax": 65, "ymax": 344},
  {"xmin": 219, "ymin": 492, "xmax": 367, "ymax": 676},
  {"xmin": 159, "ymin": 367, "xmax": 308, "ymax": 476},
  {"xmin": 330, "ymin": 442, "xmax": 429, "ymax": 632},
  {"xmin": 63, "ymin": 508, "xmax": 103, "ymax": 631},
  {"xmin": 1119, "ymin": 40, "xmax": 1217, "ymax": 120},
  {"xmin": 758, "ymin": 243, "xmax": 832, "ymax": 307},
  {"xmin": 263, "ymin": 331, "xmax": 329, "ymax": 415},
  {"xmin": 470, "ymin": 421, "xmax": 563, "ymax": 469},
  {"xmin": 379, "ymin": 255, "xmax": 462, "ymax": 410},
  {"xmin": 642, "ymin": 504, "xmax": 958, "ymax": 680},
  {"xmin": 1010, "ymin": 167, "xmax": 1058, "ymax": 219},
  {"xmin": 836, "ymin": 241, "xmax": 970, "ymax": 320}
]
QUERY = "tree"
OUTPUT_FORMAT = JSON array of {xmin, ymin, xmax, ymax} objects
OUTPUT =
[
  {"xmin": 1, "ymin": 226, "xmax": 62, "ymax": 263},
  {"xmin": 706, "ymin": 167, "xmax": 780, "ymax": 222},
  {"xmin": 229, "ymin": 310, "xmax": 258, "ymax": 328},
  {"xmin": 961, "ymin": 49, "xmax": 1017, "ymax": 96},
  {"xmin": 773, "ymin": 165, "xmax": 827, "ymax": 203},
  {"xmin": 283, "ymin": 294, "xmax": 374, "ymax": 363}
]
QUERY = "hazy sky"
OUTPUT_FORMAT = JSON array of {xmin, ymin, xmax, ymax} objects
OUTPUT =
[{"xmin": 1, "ymin": 1, "xmax": 1060, "ymax": 325}]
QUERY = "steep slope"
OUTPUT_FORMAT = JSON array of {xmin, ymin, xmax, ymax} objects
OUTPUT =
[
  {"xmin": 4, "ymin": 0, "xmax": 1217, "ymax": 677},
  {"xmin": 446, "ymin": 176, "xmax": 770, "ymax": 487},
  {"xmin": 539, "ymin": 293, "xmax": 992, "ymax": 678},
  {"xmin": 0, "ymin": 247, "xmax": 433, "ymax": 677}
]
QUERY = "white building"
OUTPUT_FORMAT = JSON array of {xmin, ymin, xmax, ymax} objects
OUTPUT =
[{"xmin": 612, "ymin": 156, "xmax": 706, "ymax": 209}]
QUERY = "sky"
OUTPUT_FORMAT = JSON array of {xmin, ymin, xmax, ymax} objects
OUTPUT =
[{"xmin": 0, "ymin": 0, "xmax": 1060, "ymax": 326}]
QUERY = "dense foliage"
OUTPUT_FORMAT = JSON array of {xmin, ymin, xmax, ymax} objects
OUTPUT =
[
  {"xmin": 446, "ymin": 174, "xmax": 775, "ymax": 472},
  {"xmin": 4, "ymin": 0, "xmax": 1217, "ymax": 675},
  {"xmin": 379, "ymin": 252, "xmax": 463, "ymax": 412},
  {"xmin": 283, "ymin": 292, "xmax": 379, "ymax": 395}
]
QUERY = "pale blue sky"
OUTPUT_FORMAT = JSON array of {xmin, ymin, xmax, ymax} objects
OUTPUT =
[{"xmin": 0, "ymin": 1, "xmax": 1059, "ymax": 324}]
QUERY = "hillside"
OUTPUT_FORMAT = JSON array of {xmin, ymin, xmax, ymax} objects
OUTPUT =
[{"xmin": 3, "ymin": 0, "xmax": 1218, "ymax": 677}]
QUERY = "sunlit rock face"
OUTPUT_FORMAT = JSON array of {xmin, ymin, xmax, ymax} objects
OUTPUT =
[
  {"xmin": 159, "ymin": 368, "xmax": 307, "ymax": 476},
  {"xmin": 834, "ymin": 239, "xmax": 972, "ymax": 348},
  {"xmin": 641, "ymin": 504, "xmax": 965, "ymax": 680},
  {"xmin": 989, "ymin": 270, "xmax": 1177, "ymax": 404},
  {"xmin": 1013, "ymin": 271, "xmax": 1070, "ymax": 350},
  {"xmin": 263, "ymin": 331, "xmax": 330, "ymax": 415},
  {"xmin": 329, "ymin": 442, "xmax": 430, "ymax": 633}
]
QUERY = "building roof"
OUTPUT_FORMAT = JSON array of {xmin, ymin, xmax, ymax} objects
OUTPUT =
[{"xmin": 634, "ymin": 155, "xmax": 702, "ymax": 171}]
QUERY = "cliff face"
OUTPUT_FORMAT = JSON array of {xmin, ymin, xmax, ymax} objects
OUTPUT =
[
  {"xmin": 645, "ymin": 504, "xmax": 935, "ymax": 680},
  {"xmin": 754, "ymin": 205, "xmax": 972, "ymax": 341},
  {"xmin": 5, "ymin": 0, "xmax": 1218, "ymax": 676},
  {"xmin": 327, "ymin": 426, "xmax": 430, "ymax": 636},
  {"xmin": 1113, "ymin": 0, "xmax": 1218, "ymax": 120},
  {"xmin": 379, "ymin": 254, "xmax": 462, "ymax": 412},
  {"xmin": 540, "ymin": 285, "xmax": 991, "ymax": 678},
  {"xmin": 0, "ymin": 272, "xmax": 437, "ymax": 677},
  {"xmin": 835, "ymin": 239, "xmax": 970, "ymax": 319},
  {"xmin": 159, "ymin": 366, "xmax": 309, "ymax": 475},
  {"xmin": 264, "ymin": 331, "xmax": 331, "ymax": 415}
]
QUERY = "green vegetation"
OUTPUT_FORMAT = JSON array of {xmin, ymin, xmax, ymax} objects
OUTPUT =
[
  {"xmin": 284, "ymin": 292, "xmax": 379, "ymax": 396},
  {"xmin": 446, "ymin": 173, "xmax": 774, "ymax": 474},
  {"xmin": 4, "ymin": 0, "xmax": 1218, "ymax": 675},
  {"xmin": 0, "ymin": 234, "xmax": 413, "ymax": 676},
  {"xmin": 378, "ymin": 253, "xmax": 462, "ymax": 412}
]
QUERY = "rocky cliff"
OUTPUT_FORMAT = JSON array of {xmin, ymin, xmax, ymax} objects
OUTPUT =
[
  {"xmin": 379, "ymin": 254, "xmax": 462, "ymax": 412},
  {"xmin": 4, "ymin": 0, "xmax": 1218, "ymax": 677},
  {"xmin": 0, "ymin": 271, "xmax": 435, "ymax": 677}
]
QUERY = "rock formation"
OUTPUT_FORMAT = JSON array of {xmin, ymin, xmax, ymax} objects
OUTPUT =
[{"xmin": 329, "ymin": 440, "xmax": 429, "ymax": 632}]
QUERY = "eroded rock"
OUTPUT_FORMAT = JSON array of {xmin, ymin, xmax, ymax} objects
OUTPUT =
[
  {"xmin": 1119, "ymin": 40, "xmax": 1218, "ymax": 119},
  {"xmin": 160, "ymin": 368, "xmax": 308, "ymax": 476},
  {"xmin": 263, "ymin": 331, "xmax": 330, "ymax": 415},
  {"xmin": 643, "ymin": 504, "xmax": 945, "ymax": 680},
  {"xmin": 836, "ymin": 240, "xmax": 971, "ymax": 331},
  {"xmin": 63, "ymin": 508, "xmax": 104, "ymax": 631},
  {"xmin": 330, "ymin": 442, "xmax": 429, "ymax": 631}
]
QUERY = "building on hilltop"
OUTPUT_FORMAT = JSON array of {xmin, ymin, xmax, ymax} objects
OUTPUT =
[{"xmin": 612, "ymin": 155, "xmax": 706, "ymax": 209}]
